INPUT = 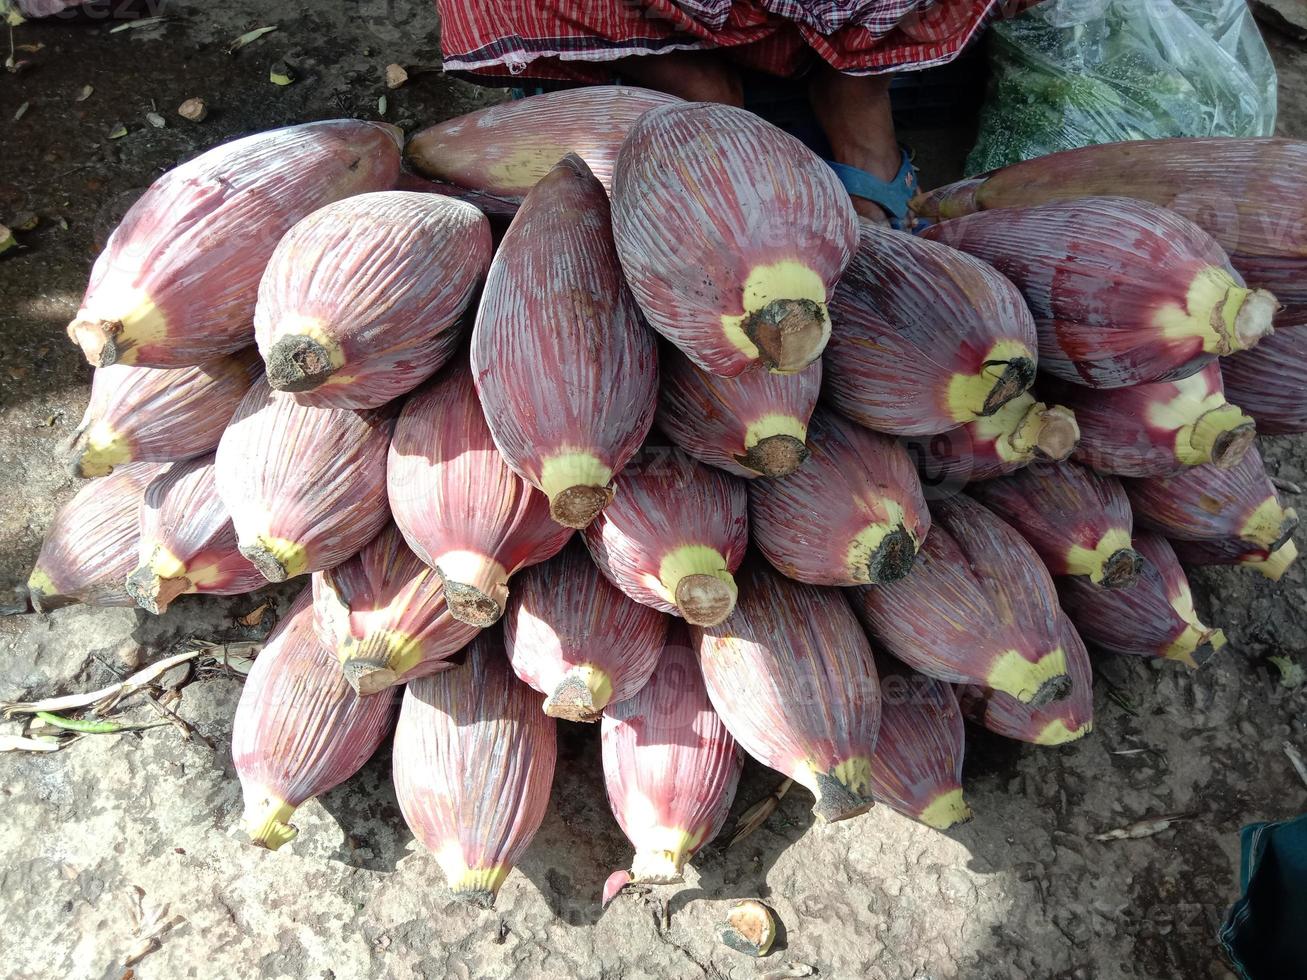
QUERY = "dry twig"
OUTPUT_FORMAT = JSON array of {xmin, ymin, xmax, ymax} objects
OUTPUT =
[
  {"xmin": 121, "ymin": 886, "xmax": 184, "ymax": 969},
  {"xmin": 729, "ymin": 779, "xmax": 793, "ymax": 847},
  {"xmin": 0, "ymin": 733, "xmax": 73, "ymax": 752},
  {"xmin": 1, "ymin": 642, "xmax": 260, "ymax": 718},
  {"xmin": 1283, "ymin": 741, "xmax": 1307, "ymax": 790},
  {"xmin": 1092, "ymin": 812, "xmax": 1193, "ymax": 842}
]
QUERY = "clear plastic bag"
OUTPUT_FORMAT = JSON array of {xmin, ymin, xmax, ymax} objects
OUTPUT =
[{"xmin": 966, "ymin": 0, "xmax": 1277, "ymax": 176}]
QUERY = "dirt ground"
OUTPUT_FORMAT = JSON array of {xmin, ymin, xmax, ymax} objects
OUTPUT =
[{"xmin": 1, "ymin": 4, "xmax": 1305, "ymax": 979}]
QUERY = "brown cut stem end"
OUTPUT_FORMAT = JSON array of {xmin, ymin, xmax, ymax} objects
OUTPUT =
[
  {"xmin": 981, "ymin": 357, "xmax": 1036, "ymax": 416},
  {"xmin": 239, "ymin": 544, "xmax": 289, "ymax": 583},
  {"xmin": 341, "ymin": 659, "xmax": 400, "ymax": 696},
  {"xmin": 1100, "ymin": 548, "xmax": 1144, "ymax": 590},
  {"xmin": 742, "ymin": 298, "xmax": 826, "ymax": 373},
  {"xmin": 441, "ymin": 578, "xmax": 504, "ymax": 627},
  {"xmin": 67, "ymin": 316, "xmax": 122, "ymax": 367},
  {"xmin": 125, "ymin": 567, "xmax": 191, "ymax": 615},
  {"xmin": 674, "ymin": 574, "xmax": 736, "ymax": 627},
  {"xmin": 736, "ymin": 435, "xmax": 809, "ymax": 478},
  {"xmin": 542, "ymin": 669, "xmax": 610, "ymax": 723},
  {"xmin": 64, "ymin": 436, "xmax": 108, "ymax": 479},
  {"xmin": 452, "ymin": 889, "xmax": 497, "ymax": 910},
  {"xmin": 1033, "ymin": 407, "xmax": 1079, "ymax": 461},
  {"xmin": 867, "ymin": 527, "xmax": 917, "ymax": 584},
  {"xmin": 1028, "ymin": 673, "xmax": 1073, "ymax": 709},
  {"xmin": 1271, "ymin": 513, "xmax": 1300, "ymax": 554},
  {"xmin": 266, "ymin": 334, "xmax": 335, "ymax": 392},
  {"xmin": 810, "ymin": 771, "xmax": 875, "ymax": 823},
  {"xmin": 1189, "ymin": 633, "xmax": 1224, "ymax": 669},
  {"xmin": 549, "ymin": 484, "xmax": 612, "ymax": 530},
  {"xmin": 1210, "ymin": 422, "xmax": 1257, "ymax": 470},
  {"xmin": 1233, "ymin": 288, "xmax": 1277, "ymax": 350}
]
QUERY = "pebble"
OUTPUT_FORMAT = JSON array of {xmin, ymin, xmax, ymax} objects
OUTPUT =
[
  {"xmin": 385, "ymin": 63, "xmax": 408, "ymax": 89},
  {"xmin": 178, "ymin": 97, "xmax": 208, "ymax": 122}
]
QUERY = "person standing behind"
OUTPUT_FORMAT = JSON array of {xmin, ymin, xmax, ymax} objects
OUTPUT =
[{"xmin": 433, "ymin": 0, "xmax": 1041, "ymax": 225}]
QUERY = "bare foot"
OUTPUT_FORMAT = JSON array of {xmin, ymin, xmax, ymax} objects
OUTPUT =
[
  {"xmin": 807, "ymin": 65, "xmax": 902, "ymax": 223},
  {"xmin": 616, "ymin": 51, "xmax": 745, "ymax": 106}
]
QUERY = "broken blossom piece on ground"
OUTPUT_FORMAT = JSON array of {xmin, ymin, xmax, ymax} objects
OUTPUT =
[{"xmin": 721, "ymin": 901, "xmax": 778, "ymax": 957}]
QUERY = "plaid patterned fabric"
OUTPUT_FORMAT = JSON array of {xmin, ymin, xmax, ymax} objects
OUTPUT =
[
  {"xmin": 665, "ymin": 0, "xmax": 733, "ymax": 31},
  {"xmin": 757, "ymin": 0, "xmax": 939, "ymax": 36},
  {"xmin": 436, "ymin": 0, "xmax": 1040, "ymax": 82}
]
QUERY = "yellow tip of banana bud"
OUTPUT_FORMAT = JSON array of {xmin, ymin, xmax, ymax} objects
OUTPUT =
[
  {"xmin": 739, "ymin": 413, "xmax": 809, "ymax": 477},
  {"xmin": 1208, "ymin": 628, "xmax": 1229, "ymax": 651},
  {"xmin": 722, "ymin": 261, "xmax": 830, "ymax": 373},
  {"xmin": 66, "ymin": 291, "xmax": 163, "ymax": 367},
  {"xmin": 1241, "ymin": 500, "xmax": 1299, "ymax": 552},
  {"xmin": 674, "ymin": 573, "xmax": 738, "ymax": 627},
  {"xmin": 1002, "ymin": 398, "xmax": 1079, "ymax": 463},
  {"xmin": 243, "ymin": 797, "xmax": 299, "ymax": 850},
  {"xmin": 736, "ymin": 433, "xmax": 809, "ymax": 478},
  {"xmin": 946, "ymin": 341, "xmax": 1035, "ymax": 423},
  {"xmin": 1161, "ymin": 269, "xmax": 1275, "ymax": 355},
  {"xmin": 848, "ymin": 511, "xmax": 918, "ymax": 585},
  {"xmin": 542, "ymin": 663, "xmax": 614, "ymax": 722},
  {"xmin": 550, "ymin": 485, "xmax": 612, "ymax": 530},
  {"xmin": 26, "ymin": 567, "xmax": 58, "ymax": 611},
  {"xmin": 1067, "ymin": 529, "xmax": 1141, "ymax": 588},
  {"xmin": 442, "ymin": 861, "xmax": 510, "ymax": 909},
  {"xmin": 629, "ymin": 843, "xmax": 692, "ymax": 885},
  {"xmin": 340, "ymin": 659, "xmax": 401, "ymax": 696},
  {"xmin": 1227, "ymin": 286, "xmax": 1278, "ymax": 353},
  {"xmin": 810, "ymin": 756, "xmax": 875, "ymax": 823},
  {"xmin": 747, "ymin": 298, "xmax": 830, "ymax": 374},
  {"xmin": 125, "ymin": 565, "xmax": 192, "ymax": 615},
  {"xmin": 660, "ymin": 545, "xmax": 738, "ymax": 626},
  {"xmin": 239, "ymin": 534, "xmax": 309, "ymax": 582},
  {"xmin": 1029, "ymin": 406, "xmax": 1079, "ymax": 462},
  {"xmin": 338, "ymin": 630, "xmax": 421, "ymax": 694},
  {"xmin": 68, "ymin": 420, "xmax": 132, "ymax": 478},
  {"xmin": 919, "ymin": 787, "xmax": 973, "ymax": 830},
  {"xmin": 67, "ymin": 316, "xmax": 125, "ymax": 367},
  {"xmin": 436, "ymin": 550, "xmax": 510, "ymax": 627},
  {"xmin": 1035, "ymin": 718, "xmax": 1093, "ymax": 746},
  {"xmin": 1164, "ymin": 621, "xmax": 1226, "ymax": 669},
  {"xmin": 1248, "ymin": 539, "xmax": 1298, "ymax": 581},
  {"xmin": 987, "ymin": 647, "xmax": 1071, "ymax": 706},
  {"xmin": 540, "ymin": 453, "xmax": 614, "ymax": 529},
  {"xmin": 1189, "ymin": 404, "xmax": 1256, "ymax": 470}
]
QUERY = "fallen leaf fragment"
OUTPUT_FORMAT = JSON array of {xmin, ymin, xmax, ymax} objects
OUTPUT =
[{"xmin": 228, "ymin": 25, "xmax": 277, "ymax": 53}]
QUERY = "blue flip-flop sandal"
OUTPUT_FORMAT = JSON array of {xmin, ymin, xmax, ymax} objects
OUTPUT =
[{"xmin": 827, "ymin": 148, "xmax": 921, "ymax": 231}]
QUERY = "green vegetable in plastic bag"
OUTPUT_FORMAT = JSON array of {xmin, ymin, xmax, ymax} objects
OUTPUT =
[{"xmin": 967, "ymin": 0, "xmax": 1277, "ymax": 176}]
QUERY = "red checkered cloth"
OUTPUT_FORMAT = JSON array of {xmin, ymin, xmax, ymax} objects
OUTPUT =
[{"xmin": 435, "ymin": 0, "xmax": 1040, "ymax": 82}]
